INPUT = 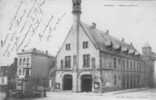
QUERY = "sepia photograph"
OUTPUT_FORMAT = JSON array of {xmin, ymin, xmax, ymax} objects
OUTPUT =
[{"xmin": 0, "ymin": 0, "xmax": 156, "ymax": 100}]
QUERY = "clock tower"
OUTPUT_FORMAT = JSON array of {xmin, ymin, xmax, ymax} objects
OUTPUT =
[{"xmin": 72, "ymin": 0, "xmax": 81, "ymax": 92}]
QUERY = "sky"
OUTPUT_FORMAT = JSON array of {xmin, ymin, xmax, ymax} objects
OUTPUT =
[{"xmin": 0, "ymin": 0, "xmax": 156, "ymax": 65}]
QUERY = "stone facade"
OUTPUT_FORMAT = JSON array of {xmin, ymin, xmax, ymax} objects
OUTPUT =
[
  {"xmin": 56, "ymin": 24, "xmax": 100, "ymax": 92},
  {"xmin": 55, "ymin": 0, "xmax": 155, "ymax": 92}
]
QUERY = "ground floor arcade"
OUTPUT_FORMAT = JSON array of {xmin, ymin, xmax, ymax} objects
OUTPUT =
[
  {"xmin": 55, "ymin": 70, "xmax": 146, "ymax": 92},
  {"xmin": 55, "ymin": 71, "xmax": 101, "ymax": 92}
]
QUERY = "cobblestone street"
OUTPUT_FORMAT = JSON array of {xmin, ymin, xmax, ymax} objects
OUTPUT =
[{"xmin": 1, "ymin": 88, "xmax": 156, "ymax": 100}]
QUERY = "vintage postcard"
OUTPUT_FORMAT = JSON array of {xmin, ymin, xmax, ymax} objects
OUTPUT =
[{"xmin": 0, "ymin": 0, "xmax": 156, "ymax": 100}]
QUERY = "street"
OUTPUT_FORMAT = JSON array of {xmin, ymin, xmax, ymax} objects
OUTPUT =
[
  {"xmin": 1, "ymin": 88, "xmax": 156, "ymax": 100},
  {"xmin": 38, "ymin": 88, "xmax": 156, "ymax": 100},
  {"xmin": 36, "ymin": 88, "xmax": 156, "ymax": 100}
]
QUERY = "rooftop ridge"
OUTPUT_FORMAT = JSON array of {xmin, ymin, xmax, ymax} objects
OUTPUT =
[
  {"xmin": 80, "ymin": 22, "xmax": 140, "ymax": 55},
  {"xmin": 17, "ymin": 48, "xmax": 54, "ymax": 58}
]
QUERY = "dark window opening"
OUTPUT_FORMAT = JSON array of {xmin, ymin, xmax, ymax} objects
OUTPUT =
[
  {"xmin": 61, "ymin": 60, "xmax": 63, "ymax": 69},
  {"xmin": 81, "ymin": 75, "xmax": 92, "ymax": 92},
  {"xmin": 114, "ymin": 57, "xmax": 117, "ymax": 68},
  {"xmin": 65, "ymin": 56, "xmax": 71, "ymax": 68},
  {"xmin": 19, "ymin": 69, "xmax": 22, "ymax": 75},
  {"xmin": 127, "ymin": 59, "xmax": 129, "ymax": 71},
  {"xmin": 23, "ymin": 58, "xmax": 26, "ymax": 64},
  {"xmin": 83, "ymin": 41, "xmax": 88, "ymax": 49},
  {"xmin": 114, "ymin": 75, "xmax": 117, "ymax": 85},
  {"xmin": 83, "ymin": 54, "xmax": 90, "ymax": 68},
  {"xmin": 66, "ymin": 44, "xmax": 71, "ymax": 50},
  {"xmin": 19, "ymin": 58, "xmax": 22, "ymax": 65}
]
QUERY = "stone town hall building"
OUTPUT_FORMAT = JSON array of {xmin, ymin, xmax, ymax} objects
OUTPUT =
[{"xmin": 55, "ymin": 0, "xmax": 156, "ymax": 92}]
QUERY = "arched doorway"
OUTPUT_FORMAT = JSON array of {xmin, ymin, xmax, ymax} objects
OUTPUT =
[
  {"xmin": 81, "ymin": 75, "xmax": 92, "ymax": 92},
  {"xmin": 63, "ymin": 75, "xmax": 72, "ymax": 90}
]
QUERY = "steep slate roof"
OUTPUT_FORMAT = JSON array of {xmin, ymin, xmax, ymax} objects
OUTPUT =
[{"xmin": 80, "ymin": 22, "xmax": 140, "ymax": 56}]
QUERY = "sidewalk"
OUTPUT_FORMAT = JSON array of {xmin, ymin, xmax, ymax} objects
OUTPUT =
[
  {"xmin": 111, "ymin": 88, "xmax": 148, "ymax": 95},
  {"xmin": 47, "ymin": 88, "xmax": 148, "ymax": 96}
]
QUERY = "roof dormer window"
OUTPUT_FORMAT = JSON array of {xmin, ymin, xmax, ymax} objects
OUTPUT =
[
  {"xmin": 66, "ymin": 44, "xmax": 71, "ymax": 50},
  {"xmin": 83, "ymin": 41, "xmax": 88, "ymax": 49}
]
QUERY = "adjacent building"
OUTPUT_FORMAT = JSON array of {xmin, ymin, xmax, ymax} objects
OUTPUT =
[
  {"xmin": 16, "ymin": 48, "xmax": 55, "ymax": 92},
  {"xmin": 55, "ymin": 0, "xmax": 156, "ymax": 92},
  {"xmin": 141, "ymin": 43, "xmax": 156, "ymax": 88},
  {"xmin": 8, "ymin": 58, "xmax": 18, "ymax": 90},
  {"xmin": 0, "ymin": 65, "xmax": 8, "ymax": 91},
  {"xmin": 49, "ymin": 63, "xmax": 56, "ymax": 91},
  {"xmin": 0, "ymin": 58, "xmax": 17, "ymax": 91}
]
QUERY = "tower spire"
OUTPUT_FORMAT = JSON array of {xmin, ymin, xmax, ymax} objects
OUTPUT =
[{"xmin": 72, "ymin": 0, "xmax": 81, "ymax": 14}]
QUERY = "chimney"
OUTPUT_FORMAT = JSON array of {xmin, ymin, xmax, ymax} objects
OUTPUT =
[
  {"xmin": 91, "ymin": 22, "xmax": 96, "ymax": 29},
  {"xmin": 105, "ymin": 30, "xmax": 109, "ymax": 35},
  {"xmin": 45, "ymin": 50, "xmax": 48, "ymax": 55},
  {"xmin": 142, "ymin": 42, "xmax": 152, "ymax": 56},
  {"xmin": 130, "ymin": 42, "xmax": 133, "ymax": 46},
  {"xmin": 33, "ymin": 48, "xmax": 36, "ymax": 52}
]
